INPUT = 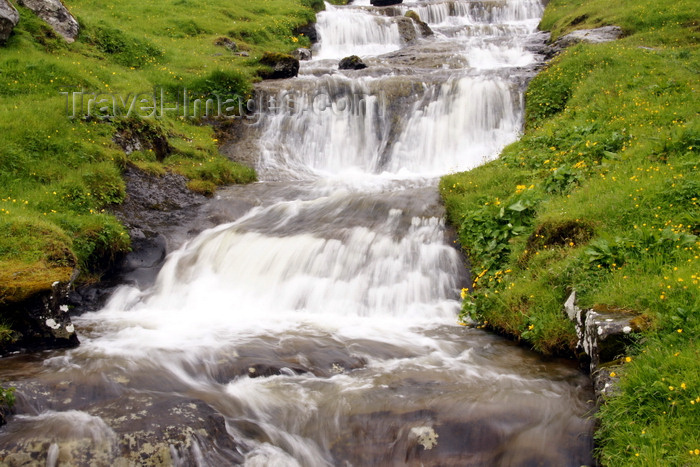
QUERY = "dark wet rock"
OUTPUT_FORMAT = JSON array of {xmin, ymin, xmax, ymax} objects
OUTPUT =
[
  {"xmin": 564, "ymin": 291, "xmax": 640, "ymax": 397},
  {"xmin": 293, "ymin": 22, "xmax": 317, "ymax": 43},
  {"xmin": 545, "ymin": 26, "xmax": 623, "ymax": 58},
  {"xmin": 291, "ymin": 47, "xmax": 312, "ymax": 61},
  {"xmin": 0, "ymin": 397, "xmax": 12, "ymax": 427},
  {"xmin": 203, "ymin": 337, "xmax": 368, "ymax": 384},
  {"xmin": 17, "ymin": 0, "xmax": 79, "ymax": 42},
  {"xmin": 371, "ymin": 0, "xmax": 403, "ymax": 6},
  {"xmin": 68, "ymin": 166, "xmax": 207, "ymax": 311},
  {"xmin": 111, "ymin": 166, "xmax": 205, "ymax": 235},
  {"xmin": 339, "ymin": 55, "xmax": 367, "ymax": 70},
  {"xmin": 331, "ymin": 408, "xmax": 594, "ymax": 466},
  {"xmin": 0, "ymin": 394, "xmax": 245, "ymax": 466},
  {"xmin": 405, "ymin": 10, "xmax": 433, "ymax": 37},
  {"xmin": 0, "ymin": 272, "xmax": 80, "ymax": 357},
  {"xmin": 258, "ymin": 52, "xmax": 299, "ymax": 80},
  {"xmin": 0, "ymin": 0, "xmax": 19, "ymax": 44},
  {"xmin": 214, "ymin": 36, "xmax": 238, "ymax": 52}
]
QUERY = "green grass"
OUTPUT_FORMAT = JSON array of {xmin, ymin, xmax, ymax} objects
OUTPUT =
[
  {"xmin": 0, "ymin": 1, "xmax": 320, "ymax": 324},
  {"xmin": 441, "ymin": 0, "xmax": 699, "ymax": 464}
]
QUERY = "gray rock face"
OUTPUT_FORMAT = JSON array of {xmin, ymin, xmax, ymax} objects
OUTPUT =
[
  {"xmin": 556, "ymin": 26, "xmax": 624, "ymax": 48},
  {"xmin": 18, "ymin": 0, "xmax": 79, "ymax": 42},
  {"xmin": 396, "ymin": 16, "xmax": 417, "ymax": 43},
  {"xmin": 564, "ymin": 291, "xmax": 638, "ymax": 398},
  {"xmin": 546, "ymin": 26, "xmax": 623, "ymax": 58},
  {"xmin": 0, "ymin": 0, "xmax": 19, "ymax": 44},
  {"xmin": 291, "ymin": 47, "xmax": 312, "ymax": 61}
]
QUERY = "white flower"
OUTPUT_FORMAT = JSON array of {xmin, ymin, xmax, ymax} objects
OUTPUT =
[
  {"xmin": 45, "ymin": 319, "xmax": 61, "ymax": 330},
  {"xmin": 59, "ymin": 305, "xmax": 69, "ymax": 313}
]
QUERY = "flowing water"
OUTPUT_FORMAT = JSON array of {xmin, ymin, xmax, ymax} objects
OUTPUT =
[{"xmin": 0, "ymin": 1, "xmax": 596, "ymax": 465}]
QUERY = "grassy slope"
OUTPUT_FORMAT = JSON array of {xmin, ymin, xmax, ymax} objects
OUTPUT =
[
  {"xmin": 440, "ymin": 0, "xmax": 699, "ymax": 464},
  {"xmin": 0, "ymin": 0, "xmax": 322, "ymax": 336}
]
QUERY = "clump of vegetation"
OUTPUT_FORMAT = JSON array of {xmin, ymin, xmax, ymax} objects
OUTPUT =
[
  {"xmin": 84, "ymin": 24, "xmax": 163, "ymax": 68},
  {"xmin": 441, "ymin": 0, "xmax": 699, "ymax": 463},
  {"xmin": 0, "ymin": 385, "xmax": 15, "ymax": 408}
]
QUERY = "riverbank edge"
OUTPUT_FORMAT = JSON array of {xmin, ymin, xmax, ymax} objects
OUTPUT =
[
  {"xmin": 0, "ymin": 0, "xmax": 333, "ymax": 363},
  {"xmin": 440, "ymin": 0, "xmax": 699, "ymax": 464}
]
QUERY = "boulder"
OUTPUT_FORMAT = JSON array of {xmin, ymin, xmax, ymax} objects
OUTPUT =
[
  {"xmin": 18, "ymin": 0, "xmax": 79, "ymax": 42},
  {"xmin": 339, "ymin": 54, "xmax": 367, "ymax": 71},
  {"xmin": 0, "ymin": 0, "xmax": 19, "ymax": 44},
  {"xmin": 396, "ymin": 16, "xmax": 416, "ymax": 43},
  {"xmin": 258, "ymin": 52, "xmax": 300, "ymax": 79},
  {"xmin": 564, "ymin": 291, "xmax": 641, "ymax": 398},
  {"xmin": 294, "ymin": 22, "xmax": 318, "ymax": 43},
  {"xmin": 291, "ymin": 47, "xmax": 312, "ymax": 61},
  {"xmin": 405, "ymin": 10, "xmax": 433, "ymax": 37},
  {"xmin": 338, "ymin": 54, "xmax": 367, "ymax": 70},
  {"xmin": 371, "ymin": 0, "xmax": 403, "ymax": 6},
  {"xmin": 0, "ymin": 271, "xmax": 80, "ymax": 357}
]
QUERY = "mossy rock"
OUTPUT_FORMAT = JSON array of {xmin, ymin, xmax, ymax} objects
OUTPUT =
[
  {"xmin": 338, "ymin": 55, "xmax": 367, "ymax": 70},
  {"xmin": 258, "ymin": 52, "xmax": 299, "ymax": 79},
  {"xmin": 113, "ymin": 117, "xmax": 173, "ymax": 162}
]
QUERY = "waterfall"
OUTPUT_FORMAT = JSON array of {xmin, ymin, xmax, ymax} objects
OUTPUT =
[
  {"xmin": 255, "ymin": 76, "xmax": 520, "ymax": 178},
  {"xmin": 0, "ymin": 1, "xmax": 597, "ymax": 465},
  {"xmin": 315, "ymin": 4, "xmax": 405, "ymax": 59},
  {"xmin": 387, "ymin": 77, "xmax": 520, "ymax": 174}
]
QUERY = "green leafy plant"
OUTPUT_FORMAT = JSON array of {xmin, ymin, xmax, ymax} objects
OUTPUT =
[{"xmin": 0, "ymin": 386, "xmax": 15, "ymax": 408}]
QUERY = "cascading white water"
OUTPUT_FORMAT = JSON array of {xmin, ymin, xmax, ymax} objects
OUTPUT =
[
  {"xmin": 0, "ymin": 1, "xmax": 597, "ymax": 465},
  {"xmin": 315, "ymin": 4, "xmax": 405, "ymax": 59},
  {"xmin": 387, "ymin": 77, "xmax": 520, "ymax": 174},
  {"xmin": 256, "ymin": 76, "xmax": 391, "ymax": 177},
  {"xmin": 393, "ymin": 0, "xmax": 544, "ymax": 26},
  {"xmin": 256, "ymin": 76, "xmax": 521, "ymax": 178}
]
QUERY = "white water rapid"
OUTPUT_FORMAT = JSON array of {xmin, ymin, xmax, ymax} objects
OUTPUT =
[{"xmin": 0, "ymin": 1, "xmax": 596, "ymax": 465}]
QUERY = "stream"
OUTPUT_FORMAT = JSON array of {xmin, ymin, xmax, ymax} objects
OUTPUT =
[{"xmin": 0, "ymin": 1, "xmax": 596, "ymax": 465}]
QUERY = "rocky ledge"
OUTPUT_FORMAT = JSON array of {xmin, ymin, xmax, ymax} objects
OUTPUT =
[
  {"xmin": 0, "ymin": 0, "xmax": 19, "ymax": 43},
  {"xmin": 544, "ymin": 26, "xmax": 624, "ymax": 59},
  {"xmin": 17, "ymin": 0, "xmax": 79, "ymax": 42},
  {"xmin": 564, "ymin": 291, "xmax": 644, "ymax": 398}
]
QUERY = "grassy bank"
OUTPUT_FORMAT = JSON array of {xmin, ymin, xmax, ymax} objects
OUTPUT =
[
  {"xmin": 440, "ymin": 0, "xmax": 698, "ymax": 464},
  {"xmin": 0, "ymin": 0, "xmax": 324, "ymax": 340}
]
